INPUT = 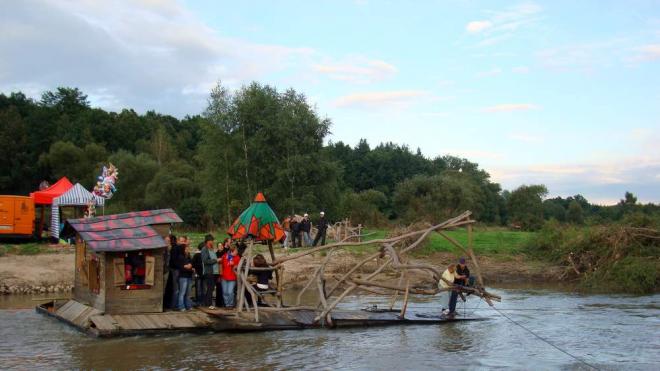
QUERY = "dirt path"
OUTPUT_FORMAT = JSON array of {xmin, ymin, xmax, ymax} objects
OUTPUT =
[
  {"xmin": 0, "ymin": 251, "xmax": 74, "ymax": 294},
  {"xmin": 0, "ymin": 248, "xmax": 562, "ymax": 295}
]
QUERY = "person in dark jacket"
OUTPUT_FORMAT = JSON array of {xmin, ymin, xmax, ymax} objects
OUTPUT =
[
  {"xmin": 245, "ymin": 254, "xmax": 273, "ymax": 306},
  {"xmin": 163, "ymin": 234, "xmax": 177, "ymax": 309},
  {"xmin": 201, "ymin": 234, "xmax": 220, "ymax": 309},
  {"xmin": 313, "ymin": 211, "xmax": 328, "ymax": 246},
  {"xmin": 192, "ymin": 242, "xmax": 204, "ymax": 306},
  {"xmin": 291, "ymin": 218, "xmax": 300, "ymax": 248},
  {"xmin": 300, "ymin": 214, "xmax": 312, "ymax": 246},
  {"xmin": 176, "ymin": 243, "xmax": 194, "ymax": 311},
  {"xmin": 455, "ymin": 257, "xmax": 471, "ymax": 286},
  {"xmin": 169, "ymin": 236, "xmax": 186, "ymax": 309},
  {"xmin": 236, "ymin": 240, "xmax": 248, "ymax": 256}
]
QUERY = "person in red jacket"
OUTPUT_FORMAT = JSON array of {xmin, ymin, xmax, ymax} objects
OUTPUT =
[{"xmin": 221, "ymin": 243, "xmax": 241, "ymax": 308}]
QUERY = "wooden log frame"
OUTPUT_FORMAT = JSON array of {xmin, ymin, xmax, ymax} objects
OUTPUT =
[{"xmin": 250, "ymin": 211, "xmax": 501, "ymax": 324}]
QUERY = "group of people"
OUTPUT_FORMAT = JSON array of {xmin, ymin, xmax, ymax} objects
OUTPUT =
[
  {"xmin": 439, "ymin": 257, "xmax": 474, "ymax": 317},
  {"xmin": 164, "ymin": 234, "xmax": 267, "ymax": 311},
  {"xmin": 281, "ymin": 211, "xmax": 328, "ymax": 248}
]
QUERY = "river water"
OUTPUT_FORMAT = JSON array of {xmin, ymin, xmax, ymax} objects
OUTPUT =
[{"xmin": 0, "ymin": 286, "xmax": 658, "ymax": 370}]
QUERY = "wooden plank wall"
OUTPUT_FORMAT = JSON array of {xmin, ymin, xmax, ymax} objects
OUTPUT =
[
  {"xmin": 103, "ymin": 249, "xmax": 164, "ymax": 314},
  {"xmin": 73, "ymin": 239, "xmax": 106, "ymax": 312}
]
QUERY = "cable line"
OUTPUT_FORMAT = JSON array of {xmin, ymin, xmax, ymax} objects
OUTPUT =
[{"xmin": 489, "ymin": 306, "xmax": 600, "ymax": 370}]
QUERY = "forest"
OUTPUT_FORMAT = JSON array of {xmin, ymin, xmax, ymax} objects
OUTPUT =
[{"xmin": 1, "ymin": 83, "xmax": 658, "ymax": 231}]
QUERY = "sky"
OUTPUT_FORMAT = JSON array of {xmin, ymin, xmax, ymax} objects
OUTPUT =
[{"xmin": 1, "ymin": 0, "xmax": 659, "ymax": 204}]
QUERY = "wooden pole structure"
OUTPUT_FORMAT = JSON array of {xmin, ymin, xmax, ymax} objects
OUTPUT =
[
  {"xmin": 399, "ymin": 278, "xmax": 410, "ymax": 318},
  {"xmin": 273, "ymin": 211, "xmax": 474, "ymax": 265},
  {"xmin": 267, "ymin": 240, "xmax": 281, "ymax": 294}
]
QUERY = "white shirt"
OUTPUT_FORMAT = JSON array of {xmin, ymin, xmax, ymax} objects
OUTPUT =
[{"xmin": 440, "ymin": 269, "xmax": 455, "ymax": 288}]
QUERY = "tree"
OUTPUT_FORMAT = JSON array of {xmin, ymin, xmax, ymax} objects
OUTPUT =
[
  {"xmin": 507, "ymin": 184, "xmax": 548, "ymax": 230},
  {"xmin": 198, "ymin": 81, "xmax": 339, "ymax": 224},
  {"xmin": 0, "ymin": 106, "xmax": 30, "ymax": 191},
  {"xmin": 543, "ymin": 198, "xmax": 567, "ymax": 222},
  {"xmin": 145, "ymin": 160, "xmax": 199, "ymax": 209},
  {"xmin": 40, "ymin": 87, "xmax": 89, "ymax": 114},
  {"xmin": 393, "ymin": 172, "xmax": 485, "ymax": 224},
  {"xmin": 340, "ymin": 190, "xmax": 388, "ymax": 226},
  {"xmin": 566, "ymin": 200, "xmax": 584, "ymax": 224},
  {"xmin": 621, "ymin": 191, "xmax": 637, "ymax": 206},
  {"xmin": 38, "ymin": 141, "xmax": 108, "ymax": 187},
  {"xmin": 177, "ymin": 198, "xmax": 206, "ymax": 228},
  {"xmin": 107, "ymin": 150, "xmax": 159, "ymax": 211}
]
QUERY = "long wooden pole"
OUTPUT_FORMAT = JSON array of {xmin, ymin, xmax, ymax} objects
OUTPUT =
[
  {"xmin": 314, "ymin": 257, "xmax": 392, "ymax": 323},
  {"xmin": 399, "ymin": 278, "xmax": 410, "ymax": 318},
  {"xmin": 274, "ymin": 211, "xmax": 474, "ymax": 265}
]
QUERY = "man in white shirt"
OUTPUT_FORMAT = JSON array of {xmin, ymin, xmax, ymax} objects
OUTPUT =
[{"xmin": 439, "ymin": 264, "xmax": 465, "ymax": 316}]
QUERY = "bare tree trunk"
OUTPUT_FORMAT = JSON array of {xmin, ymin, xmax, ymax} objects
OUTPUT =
[
  {"xmin": 241, "ymin": 125, "xmax": 251, "ymax": 197},
  {"xmin": 224, "ymin": 145, "xmax": 231, "ymax": 226}
]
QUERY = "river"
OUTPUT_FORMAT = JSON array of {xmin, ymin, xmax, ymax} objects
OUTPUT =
[{"xmin": 0, "ymin": 286, "xmax": 658, "ymax": 370}]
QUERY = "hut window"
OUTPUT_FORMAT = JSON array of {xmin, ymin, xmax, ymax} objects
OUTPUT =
[{"xmin": 117, "ymin": 251, "xmax": 155, "ymax": 290}]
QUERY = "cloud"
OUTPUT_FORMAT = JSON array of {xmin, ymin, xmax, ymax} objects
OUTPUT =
[
  {"xmin": 466, "ymin": 21, "xmax": 492, "ymax": 33},
  {"xmin": 465, "ymin": 2, "xmax": 542, "ymax": 46},
  {"xmin": 482, "ymin": 103, "xmax": 539, "ymax": 112},
  {"xmin": 511, "ymin": 66, "xmax": 529, "ymax": 73},
  {"xmin": 491, "ymin": 157, "xmax": 660, "ymax": 204},
  {"xmin": 0, "ymin": 0, "xmax": 323, "ymax": 117},
  {"xmin": 508, "ymin": 133, "xmax": 542, "ymax": 142},
  {"xmin": 629, "ymin": 44, "xmax": 660, "ymax": 62},
  {"xmin": 4, "ymin": 1, "xmax": 412, "ymax": 117},
  {"xmin": 313, "ymin": 57, "xmax": 397, "ymax": 83},
  {"xmin": 476, "ymin": 67, "xmax": 502, "ymax": 77},
  {"xmin": 537, "ymin": 38, "xmax": 629, "ymax": 72},
  {"xmin": 333, "ymin": 90, "xmax": 429, "ymax": 109}
]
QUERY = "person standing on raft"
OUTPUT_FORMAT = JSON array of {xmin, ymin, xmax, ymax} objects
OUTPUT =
[{"xmin": 439, "ymin": 264, "xmax": 467, "ymax": 317}]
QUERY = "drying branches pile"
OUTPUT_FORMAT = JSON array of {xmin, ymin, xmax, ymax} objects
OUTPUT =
[{"xmin": 530, "ymin": 220, "xmax": 660, "ymax": 293}]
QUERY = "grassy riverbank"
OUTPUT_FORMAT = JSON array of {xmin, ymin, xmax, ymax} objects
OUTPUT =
[{"xmin": 3, "ymin": 223, "xmax": 656, "ymax": 295}]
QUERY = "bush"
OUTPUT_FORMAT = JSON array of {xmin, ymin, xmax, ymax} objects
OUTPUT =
[
  {"xmin": 526, "ymin": 219, "xmax": 659, "ymax": 294},
  {"xmin": 340, "ymin": 190, "xmax": 388, "ymax": 227},
  {"xmin": 177, "ymin": 198, "xmax": 206, "ymax": 228},
  {"xmin": 582, "ymin": 257, "xmax": 658, "ymax": 294}
]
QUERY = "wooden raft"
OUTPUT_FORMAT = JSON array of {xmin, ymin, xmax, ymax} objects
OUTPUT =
[{"xmin": 38, "ymin": 300, "xmax": 213, "ymax": 337}]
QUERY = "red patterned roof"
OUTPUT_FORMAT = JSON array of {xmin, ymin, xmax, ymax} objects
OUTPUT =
[{"xmin": 63, "ymin": 209, "xmax": 182, "ymax": 252}]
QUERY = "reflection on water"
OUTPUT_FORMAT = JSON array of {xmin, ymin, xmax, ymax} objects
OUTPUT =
[{"xmin": 0, "ymin": 288, "xmax": 659, "ymax": 370}]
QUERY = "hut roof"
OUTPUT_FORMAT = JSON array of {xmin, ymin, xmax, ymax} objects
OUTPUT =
[{"xmin": 62, "ymin": 209, "xmax": 182, "ymax": 252}]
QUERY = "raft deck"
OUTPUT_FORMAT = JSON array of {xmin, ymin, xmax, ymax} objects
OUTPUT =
[{"xmin": 37, "ymin": 300, "xmax": 484, "ymax": 337}]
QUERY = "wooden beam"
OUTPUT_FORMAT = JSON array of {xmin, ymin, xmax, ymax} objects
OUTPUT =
[{"xmin": 274, "ymin": 211, "xmax": 474, "ymax": 265}]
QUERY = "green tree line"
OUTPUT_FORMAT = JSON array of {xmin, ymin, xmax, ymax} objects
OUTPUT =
[{"xmin": 1, "ymin": 84, "xmax": 658, "ymax": 230}]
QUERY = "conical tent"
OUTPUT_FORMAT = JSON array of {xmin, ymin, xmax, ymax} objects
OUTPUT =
[{"xmin": 227, "ymin": 192, "xmax": 285, "ymax": 241}]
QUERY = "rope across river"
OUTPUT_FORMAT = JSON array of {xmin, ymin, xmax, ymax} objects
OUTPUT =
[{"xmin": 488, "ymin": 305, "xmax": 600, "ymax": 370}]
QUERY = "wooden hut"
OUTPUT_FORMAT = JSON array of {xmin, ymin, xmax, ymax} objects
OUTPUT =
[{"xmin": 62, "ymin": 209, "xmax": 182, "ymax": 314}]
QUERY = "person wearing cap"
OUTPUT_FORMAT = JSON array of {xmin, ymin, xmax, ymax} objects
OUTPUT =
[
  {"xmin": 300, "ymin": 214, "xmax": 312, "ymax": 247},
  {"xmin": 455, "ymin": 257, "xmax": 472, "ymax": 287},
  {"xmin": 201, "ymin": 234, "xmax": 221, "ymax": 309},
  {"xmin": 313, "ymin": 211, "xmax": 328, "ymax": 246}
]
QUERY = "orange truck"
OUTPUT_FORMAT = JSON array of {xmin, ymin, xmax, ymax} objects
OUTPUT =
[{"xmin": 0, "ymin": 195, "xmax": 35, "ymax": 238}]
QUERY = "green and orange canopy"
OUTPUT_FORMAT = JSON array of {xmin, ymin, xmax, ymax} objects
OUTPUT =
[{"xmin": 227, "ymin": 192, "xmax": 285, "ymax": 241}]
